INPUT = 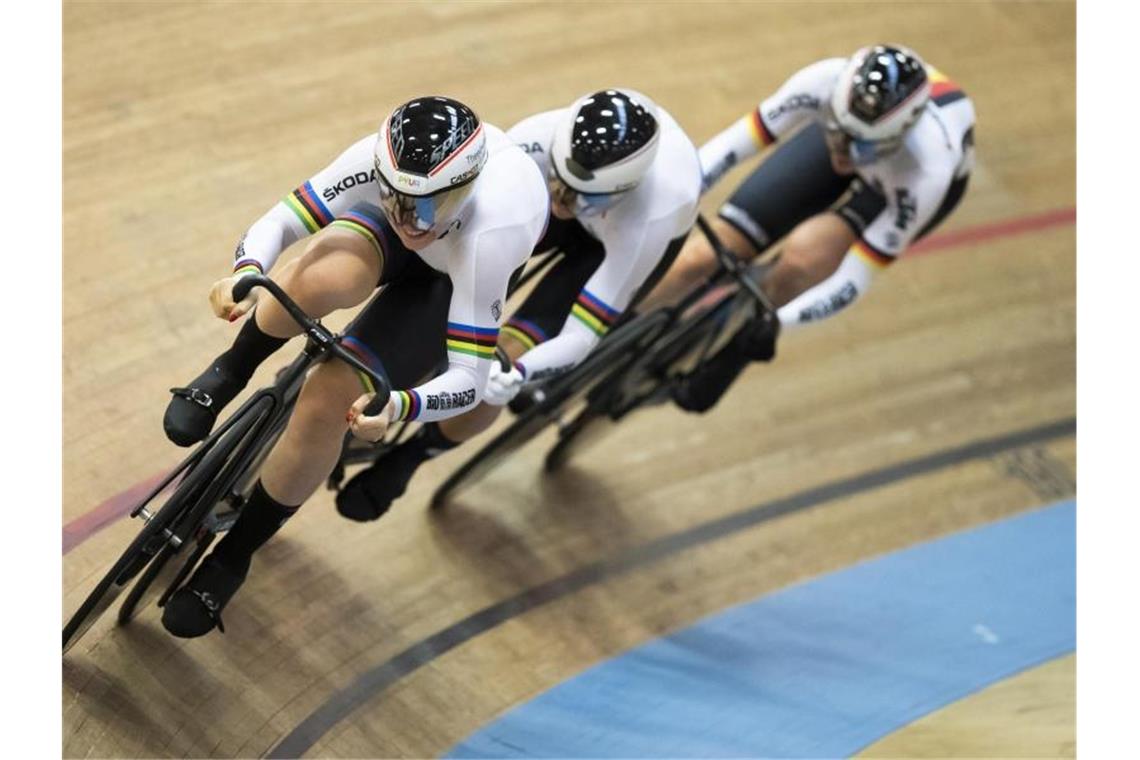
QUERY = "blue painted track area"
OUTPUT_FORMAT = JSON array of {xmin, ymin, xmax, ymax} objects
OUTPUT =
[{"xmin": 448, "ymin": 500, "xmax": 1075, "ymax": 758}]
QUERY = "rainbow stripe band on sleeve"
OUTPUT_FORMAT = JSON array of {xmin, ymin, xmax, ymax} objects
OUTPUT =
[
  {"xmin": 748, "ymin": 108, "xmax": 777, "ymax": 148},
  {"xmin": 501, "ymin": 319, "xmax": 548, "ymax": 352},
  {"xmin": 233, "ymin": 259, "xmax": 264, "ymax": 277},
  {"xmin": 393, "ymin": 389, "xmax": 422, "ymax": 421},
  {"xmin": 852, "ymin": 239, "xmax": 896, "ymax": 270},
  {"xmin": 570, "ymin": 289, "xmax": 620, "ymax": 337},
  {"xmin": 284, "ymin": 181, "xmax": 335, "ymax": 233},
  {"xmin": 446, "ymin": 323, "xmax": 499, "ymax": 360},
  {"xmin": 330, "ymin": 209, "xmax": 387, "ymax": 267}
]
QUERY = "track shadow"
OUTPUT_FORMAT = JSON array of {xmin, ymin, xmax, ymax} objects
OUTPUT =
[
  {"xmin": 210, "ymin": 534, "xmax": 385, "ymax": 674},
  {"xmin": 78, "ymin": 535, "xmax": 400, "ymax": 756},
  {"xmin": 63, "ymin": 628, "xmax": 224, "ymax": 757},
  {"xmin": 424, "ymin": 460, "xmax": 675, "ymax": 659},
  {"xmin": 426, "ymin": 496, "xmax": 558, "ymax": 588}
]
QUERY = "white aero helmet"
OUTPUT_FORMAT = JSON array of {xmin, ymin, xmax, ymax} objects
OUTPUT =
[
  {"xmin": 373, "ymin": 96, "xmax": 488, "ymax": 233},
  {"xmin": 828, "ymin": 45, "xmax": 931, "ymax": 165},
  {"xmin": 549, "ymin": 89, "xmax": 660, "ymax": 215}
]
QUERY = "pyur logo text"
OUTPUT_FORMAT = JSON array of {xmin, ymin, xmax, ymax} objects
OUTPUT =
[{"xmin": 894, "ymin": 188, "xmax": 917, "ymax": 231}]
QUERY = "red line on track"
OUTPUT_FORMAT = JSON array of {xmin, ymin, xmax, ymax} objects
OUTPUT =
[
  {"xmin": 907, "ymin": 206, "xmax": 1075, "ymax": 257},
  {"xmin": 62, "ymin": 204, "xmax": 1076, "ymax": 556},
  {"xmin": 62, "ymin": 471, "xmax": 169, "ymax": 554}
]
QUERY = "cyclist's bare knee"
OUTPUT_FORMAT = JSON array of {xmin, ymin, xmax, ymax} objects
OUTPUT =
[
  {"xmin": 640, "ymin": 237, "xmax": 710, "ymax": 310},
  {"xmin": 256, "ymin": 229, "xmax": 380, "ymax": 337},
  {"xmin": 643, "ymin": 219, "xmax": 760, "ymax": 310},
  {"xmin": 707, "ymin": 219, "xmax": 761, "ymax": 263},
  {"xmin": 261, "ymin": 359, "xmax": 362, "ymax": 504},
  {"xmin": 765, "ymin": 213, "xmax": 855, "ymax": 306},
  {"xmin": 498, "ymin": 332, "xmax": 530, "ymax": 363}
]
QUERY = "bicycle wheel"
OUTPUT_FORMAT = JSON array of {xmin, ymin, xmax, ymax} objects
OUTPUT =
[
  {"xmin": 544, "ymin": 286, "xmax": 751, "ymax": 472},
  {"xmin": 540, "ymin": 347, "xmax": 681, "ymax": 473},
  {"xmin": 429, "ymin": 309, "xmax": 671, "ymax": 508},
  {"xmin": 63, "ymin": 401, "xmax": 265, "ymax": 653},
  {"xmin": 542, "ymin": 403, "xmax": 610, "ymax": 472},
  {"xmin": 115, "ymin": 542, "xmax": 177, "ymax": 625},
  {"xmin": 117, "ymin": 527, "xmax": 215, "ymax": 625}
]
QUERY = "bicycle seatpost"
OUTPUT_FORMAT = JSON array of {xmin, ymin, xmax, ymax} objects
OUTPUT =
[{"xmin": 695, "ymin": 215, "xmax": 775, "ymax": 314}]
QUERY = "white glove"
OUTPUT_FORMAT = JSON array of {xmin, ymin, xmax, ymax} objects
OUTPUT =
[{"xmin": 483, "ymin": 362, "xmax": 525, "ymax": 406}]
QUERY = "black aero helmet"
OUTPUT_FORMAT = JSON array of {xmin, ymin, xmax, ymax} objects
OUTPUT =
[
  {"xmin": 551, "ymin": 89, "xmax": 661, "ymax": 195},
  {"xmin": 373, "ymin": 96, "xmax": 488, "ymax": 231},
  {"xmin": 828, "ymin": 45, "xmax": 931, "ymax": 160}
]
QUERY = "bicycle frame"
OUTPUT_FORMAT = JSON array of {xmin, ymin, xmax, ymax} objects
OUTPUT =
[
  {"xmin": 430, "ymin": 214, "xmax": 774, "ymax": 503},
  {"xmin": 64, "ymin": 276, "xmax": 394, "ymax": 653}
]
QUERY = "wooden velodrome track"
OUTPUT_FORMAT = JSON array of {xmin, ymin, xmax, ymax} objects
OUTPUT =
[{"xmin": 63, "ymin": 2, "xmax": 1075, "ymax": 758}]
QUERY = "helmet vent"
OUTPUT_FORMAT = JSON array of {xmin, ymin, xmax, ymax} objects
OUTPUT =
[{"xmin": 563, "ymin": 156, "xmax": 596, "ymax": 182}]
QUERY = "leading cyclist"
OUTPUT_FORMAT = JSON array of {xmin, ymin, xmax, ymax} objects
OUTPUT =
[
  {"xmin": 642, "ymin": 45, "xmax": 976, "ymax": 410},
  {"xmin": 159, "ymin": 96, "xmax": 549, "ymax": 638}
]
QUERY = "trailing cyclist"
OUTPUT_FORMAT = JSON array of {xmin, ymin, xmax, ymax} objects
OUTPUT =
[
  {"xmin": 333, "ymin": 89, "xmax": 703, "ymax": 523},
  {"xmin": 642, "ymin": 45, "xmax": 976, "ymax": 411},
  {"xmin": 159, "ymin": 96, "xmax": 549, "ymax": 637}
]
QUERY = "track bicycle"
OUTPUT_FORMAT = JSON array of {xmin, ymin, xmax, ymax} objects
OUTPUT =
[
  {"xmin": 62, "ymin": 275, "xmax": 392, "ymax": 653},
  {"xmin": 427, "ymin": 214, "xmax": 774, "ymax": 507}
]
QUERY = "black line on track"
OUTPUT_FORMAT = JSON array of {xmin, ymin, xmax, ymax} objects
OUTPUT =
[{"xmin": 267, "ymin": 416, "xmax": 1076, "ymax": 758}]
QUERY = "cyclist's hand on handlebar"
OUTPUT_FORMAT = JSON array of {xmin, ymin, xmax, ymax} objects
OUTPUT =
[
  {"xmin": 483, "ymin": 362, "xmax": 525, "ymax": 406},
  {"xmin": 209, "ymin": 274, "xmax": 259, "ymax": 322},
  {"xmin": 347, "ymin": 393, "xmax": 394, "ymax": 442}
]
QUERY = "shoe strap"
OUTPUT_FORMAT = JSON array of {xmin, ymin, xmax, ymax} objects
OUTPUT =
[
  {"xmin": 170, "ymin": 387, "xmax": 214, "ymax": 409},
  {"xmin": 189, "ymin": 589, "xmax": 226, "ymax": 633}
]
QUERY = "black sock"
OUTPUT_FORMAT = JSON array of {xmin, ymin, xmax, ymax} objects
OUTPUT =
[
  {"xmin": 215, "ymin": 315, "xmax": 289, "ymax": 383},
  {"xmin": 405, "ymin": 422, "xmax": 461, "ymax": 461},
  {"xmin": 212, "ymin": 480, "xmax": 299, "ymax": 574},
  {"xmin": 674, "ymin": 338, "xmax": 751, "ymax": 413}
]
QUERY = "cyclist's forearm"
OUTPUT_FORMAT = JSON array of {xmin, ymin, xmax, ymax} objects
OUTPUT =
[
  {"xmin": 699, "ymin": 117, "xmax": 765, "ymax": 193},
  {"xmin": 234, "ymin": 134, "xmax": 378, "ymax": 278},
  {"xmin": 388, "ymin": 362, "xmax": 491, "ymax": 423},
  {"xmin": 775, "ymin": 250, "xmax": 878, "ymax": 328},
  {"xmin": 514, "ymin": 321, "xmax": 600, "ymax": 383},
  {"xmin": 232, "ymin": 203, "xmax": 307, "ymax": 277}
]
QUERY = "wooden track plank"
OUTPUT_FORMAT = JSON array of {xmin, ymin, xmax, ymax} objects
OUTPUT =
[{"xmin": 64, "ymin": 2, "xmax": 1074, "ymax": 757}]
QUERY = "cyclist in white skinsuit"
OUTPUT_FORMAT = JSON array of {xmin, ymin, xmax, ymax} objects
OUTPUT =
[
  {"xmin": 160, "ymin": 96, "xmax": 548, "ymax": 638},
  {"xmin": 642, "ymin": 45, "xmax": 976, "ymax": 411},
  {"xmin": 332, "ymin": 89, "xmax": 703, "ymax": 522},
  {"xmin": 493, "ymin": 99, "xmax": 700, "ymax": 384}
]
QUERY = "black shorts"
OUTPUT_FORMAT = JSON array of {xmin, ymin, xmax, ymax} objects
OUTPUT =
[
  {"xmin": 503, "ymin": 216, "xmax": 688, "ymax": 350},
  {"xmin": 337, "ymin": 203, "xmax": 453, "ymax": 390},
  {"xmin": 718, "ymin": 122, "xmax": 968, "ymax": 253}
]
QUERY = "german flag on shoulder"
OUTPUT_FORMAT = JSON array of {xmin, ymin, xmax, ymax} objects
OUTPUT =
[{"xmin": 927, "ymin": 65, "xmax": 967, "ymax": 108}]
